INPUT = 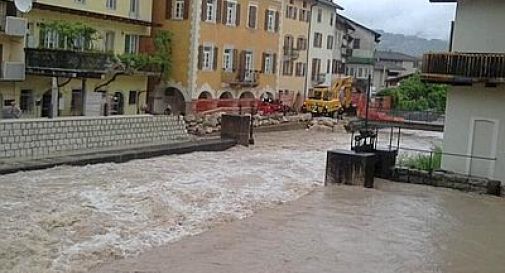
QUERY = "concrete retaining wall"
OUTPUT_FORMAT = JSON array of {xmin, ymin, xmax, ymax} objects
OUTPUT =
[{"xmin": 0, "ymin": 115, "xmax": 189, "ymax": 159}]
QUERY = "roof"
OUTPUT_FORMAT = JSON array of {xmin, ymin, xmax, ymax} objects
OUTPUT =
[
  {"xmin": 376, "ymin": 51, "xmax": 419, "ymax": 62},
  {"xmin": 385, "ymin": 73, "xmax": 416, "ymax": 83},
  {"xmin": 374, "ymin": 62, "xmax": 406, "ymax": 71},
  {"xmin": 338, "ymin": 15, "xmax": 381, "ymax": 42},
  {"xmin": 316, "ymin": 0, "xmax": 344, "ymax": 10}
]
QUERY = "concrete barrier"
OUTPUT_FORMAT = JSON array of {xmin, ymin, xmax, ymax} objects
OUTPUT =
[
  {"xmin": 325, "ymin": 149, "xmax": 376, "ymax": 188},
  {"xmin": 0, "ymin": 115, "xmax": 190, "ymax": 159}
]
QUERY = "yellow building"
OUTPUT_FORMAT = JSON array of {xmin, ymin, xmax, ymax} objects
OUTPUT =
[
  {"xmin": 278, "ymin": 0, "xmax": 313, "ymax": 109},
  {"xmin": 147, "ymin": 0, "xmax": 281, "ymax": 115},
  {"xmin": 0, "ymin": 0, "xmax": 153, "ymax": 118}
]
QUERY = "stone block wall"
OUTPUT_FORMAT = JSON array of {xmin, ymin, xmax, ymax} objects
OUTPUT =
[{"xmin": 0, "ymin": 115, "xmax": 190, "ymax": 159}]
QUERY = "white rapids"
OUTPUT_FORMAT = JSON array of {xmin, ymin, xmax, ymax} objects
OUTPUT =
[{"xmin": 0, "ymin": 129, "xmax": 442, "ymax": 273}]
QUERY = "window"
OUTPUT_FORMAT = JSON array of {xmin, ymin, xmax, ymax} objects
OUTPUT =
[
  {"xmin": 75, "ymin": 0, "xmax": 86, "ymax": 3},
  {"xmin": 317, "ymin": 8, "xmax": 322, "ymax": 23},
  {"xmin": 327, "ymin": 59, "xmax": 331, "ymax": 74},
  {"xmin": 129, "ymin": 0, "xmax": 139, "ymax": 17},
  {"xmin": 106, "ymin": 0, "xmax": 116, "ymax": 10},
  {"xmin": 327, "ymin": 35, "xmax": 334, "ymax": 50},
  {"xmin": 353, "ymin": 39, "xmax": 361, "ymax": 49},
  {"xmin": 264, "ymin": 53, "xmax": 274, "ymax": 74},
  {"xmin": 248, "ymin": 5, "xmax": 257, "ymax": 28},
  {"xmin": 282, "ymin": 60, "xmax": 294, "ymax": 76},
  {"xmin": 203, "ymin": 45, "xmax": 214, "ymax": 70},
  {"xmin": 358, "ymin": 68, "xmax": 363, "ymax": 78},
  {"xmin": 297, "ymin": 37, "xmax": 307, "ymax": 50},
  {"xmin": 313, "ymin": 32, "xmax": 322, "ymax": 48},
  {"xmin": 71, "ymin": 89, "xmax": 83, "ymax": 115},
  {"xmin": 330, "ymin": 13, "xmax": 334, "ymax": 26},
  {"xmin": 105, "ymin": 31, "xmax": 115, "ymax": 52},
  {"xmin": 129, "ymin": 91, "xmax": 138, "ymax": 105},
  {"xmin": 286, "ymin": 6, "xmax": 297, "ymax": 19},
  {"xmin": 299, "ymin": 10, "xmax": 310, "ymax": 22},
  {"xmin": 206, "ymin": 0, "xmax": 216, "ymax": 22},
  {"xmin": 223, "ymin": 48, "xmax": 233, "ymax": 72},
  {"xmin": 266, "ymin": 9, "xmax": 275, "ymax": 32},
  {"xmin": 124, "ymin": 34, "xmax": 139, "ymax": 54},
  {"xmin": 174, "ymin": 0, "xmax": 184, "ymax": 19},
  {"xmin": 295, "ymin": 62, "xmax": 306, "ymax": 77},
  {"xmin": 19, "ymin": 90, "xmax": 33, "ymax": 113},
  {"xmin": 303, "ymin": 1, "xmax": 307, "ymax": 8},
  {"xmin": 311, "ymin": 58, "xmax": 321, "ymax": 80},
  {"xmin": 43, "ymin": 29, "xmax": 59, "ymax": 49},
  {"xmin": 225, "ymin": 2, "xmax": 237, "ymax": 26}
]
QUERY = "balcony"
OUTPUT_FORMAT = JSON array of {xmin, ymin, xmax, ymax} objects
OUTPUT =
[
  {"xmin": 221, "ymin": 70, "xmax": 260, "ymax": 88},
  {"xmin": 342, "ymin": 48, "xmax": 353, "ymax": 57},
  {"xmin": 1, "ymin": 62, "xmax": 25, "ymax": 81},
  {"xmin": 422, "ymin": 53, "xmax": 505, "ymax": 84},
  {"xmin": 312, "ymin": 73, "xmax": 327, "ymax": 85},
  {"xmin": 0, "ymin": 16, "xmax": 27, "ymax": 37},
  {"xmin": 25, "ymin": 48, "xmax": 113, "ymax": 78},
  {"xmin": 283, "ymin": 47, "xmax": 300, "ymax": 61}
]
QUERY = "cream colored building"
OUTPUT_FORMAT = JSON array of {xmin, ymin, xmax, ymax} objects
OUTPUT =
[
  {"xmin": 278, "ymin": 0, "xmax": 313, "ymax": 108},
  {"xmin": 146, "ymin": 0, "xmax": 281, "ymax": 115},
  {"xmin": 424, "ymin": 0, "xmax": 505, "ymax": 182},
  {"xmin": 0, "ymin": 0, "xmax": 153, "ymax": 118}
]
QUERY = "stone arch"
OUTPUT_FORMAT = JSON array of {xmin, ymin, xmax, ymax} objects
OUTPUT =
[
  {"xmin": 111, "ymin": 92, "xmax": 125, "ymax": 115},
  {"xmin": 157, "ymin": 87, "xmax": 186, "ymax": 115},
  {"xmin": 198, "ymin": 91, "xmax": 213, "ymax": 100},
  {"xmin": 260, "ymin": 92, "xmax": 274, "ymax": 100},
  {"xmin": 219, "ymin": 91, "xmax": 234, "ymax": 99},
  {"xmin": 239, "ymin": 91, "xmax": 255, "ymax": 100}
]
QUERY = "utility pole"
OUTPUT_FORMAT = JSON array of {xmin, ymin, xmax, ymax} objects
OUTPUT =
[
  {"xmin": 365, "ymin": 74, "xmax": 371, "ymax": 130},
  {"xmin": 51, "ymin": 77, "xmax": 59, "ymax": 118}
]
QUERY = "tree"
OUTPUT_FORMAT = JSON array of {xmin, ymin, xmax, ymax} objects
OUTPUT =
[{"xmin": 377, "ymin": 74, "xmax": 447, "ymax": 112}]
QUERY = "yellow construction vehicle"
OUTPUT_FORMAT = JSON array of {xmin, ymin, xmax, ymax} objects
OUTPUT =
[{"xmin": 302, "ymin": 77, "xmax": 353, "ymax": 117}]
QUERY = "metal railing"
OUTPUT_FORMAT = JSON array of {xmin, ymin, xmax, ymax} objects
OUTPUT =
[
  {"xmin": 25, "ymin": 48, "xmax": 113, "ymax": 73},
  {"xmin": 395, "ymin": 146, "xmax": 497, "ymax": 179}
]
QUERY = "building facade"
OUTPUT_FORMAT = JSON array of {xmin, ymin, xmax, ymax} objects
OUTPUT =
[
  {"xmin": 0, "ymin": 0, "xmax": 154, "ymax": 119},
  {"xmin": 343, "ymin": 16, "xmax": 380, "ymax": 90},
  {"xmin": 423, "ymin": 0, "xmax": 505, "ymax": 182},
  {"xmin": 146, "ymin": 0, "xmax": 282, "ymax": 115},
  {"xmin": 278, "ymin": 0, "xmax": 313, "ymax": 108},
  {"xmin": 306, "ymin": 0, "xmax": 342, "ymax": 95},
  {"xmin": 373, "ymin": 50, "xmax": 419, "ymax": 91}
]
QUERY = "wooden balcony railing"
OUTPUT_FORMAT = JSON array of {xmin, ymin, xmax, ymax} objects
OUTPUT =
[{"xmin": 422, "ymin": 53, "xmax": 505, "ymax": 83}]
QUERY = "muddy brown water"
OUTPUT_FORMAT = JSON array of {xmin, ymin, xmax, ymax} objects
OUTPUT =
[
  {"xmin": 92, "ymin": 180, "xmax": 505, "ymax": 273},
  {"xmin": 3, "ymin": 129, "xmax": 504, "ymax": 272}
]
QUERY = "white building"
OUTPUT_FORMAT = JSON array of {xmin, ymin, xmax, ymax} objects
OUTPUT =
[
  {"xmin": 306, "ymin": 0, "xmax": 343, "ymax": 95},
  {"xmin": 423, "ymin": 0, "xmax": 505, "ymax": 182},
  {"xmin": 343, "ymin": 17, "xmax": 381, "ymax": 86}
]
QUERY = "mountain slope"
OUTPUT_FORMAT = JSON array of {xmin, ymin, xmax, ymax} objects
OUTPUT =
[{"xmin": 377, "ymin": 30, "xmax": 449, "ymax": 57}]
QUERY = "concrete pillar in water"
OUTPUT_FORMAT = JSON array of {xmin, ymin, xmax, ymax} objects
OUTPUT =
[
  {"xmin": 325, "ymin": 149, "xmax": 376, "ymax": 188},
  {"xmin": 221, "ymin": 114, "xmax": 251, "ymax": 146}
]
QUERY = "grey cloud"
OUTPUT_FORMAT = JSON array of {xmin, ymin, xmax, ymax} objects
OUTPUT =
[{"xmin": 337, "ymin": 0, "xmax": 456, "ymax": 40}]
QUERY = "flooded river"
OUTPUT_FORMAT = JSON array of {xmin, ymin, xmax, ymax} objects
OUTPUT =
[{"xmin": 2, "ymin": 129, "xmax": 503, "ymax": 273}]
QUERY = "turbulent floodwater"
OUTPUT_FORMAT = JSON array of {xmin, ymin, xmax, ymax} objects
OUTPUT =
[{"xmin": 0, "ymin": 129, "xmax": 443, "ymax": 273}]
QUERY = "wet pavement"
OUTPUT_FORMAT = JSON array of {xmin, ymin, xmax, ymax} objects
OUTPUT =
[{"xmin": 92, "ymin": 181, "xmax": 505, "ymax": 273}]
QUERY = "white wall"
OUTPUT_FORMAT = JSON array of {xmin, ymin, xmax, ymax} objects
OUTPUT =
[
  {"xmin": 442, "ymin": 85, "xmax": 505, "ymax": 182},
  {"xmin": 348, "ymin": 23, "xmax": 376, "ymax": 59},
  {"xmin": 306, "ymin": 4, "xmax": 337, "ymax": 92},
  {"xmin": 452, "ymin": 0, "xmax": 505, "ymax": 53}
]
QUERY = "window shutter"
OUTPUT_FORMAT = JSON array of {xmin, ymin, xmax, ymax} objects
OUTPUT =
[
  {"xmin": 198, "ymin": 46, "xmax": 203, "ymax": 70},
  {"xmin": 235, "ymin": 4, "xmax": 241, "ymax": 26},
  {"xmin": 261, "ymin": 53, "xmax": 266, "ymax": 73},
  {"xmin": 222, "ymin": 1, "xmax": 228, "ymax": 24},
  {"xmin": 293, "ymin": 8, "xmax": 297, "ymax": 20},
  {"xmin": 183, "ymin": 0, "xmax": 190, "ymax": 19},
  {"xmin": 238, "ymin": 51, "xmax": 246, "ymax": 81},
  {"xmin": 264, "ymin": 10, "xmax": 269, "ymax": 30},
  {"xmin": 248, "ymin": 6, "xmax": 257, "ymax": 28},
  {"xmin": 232, "ymin": 49, "xmax": 238, "ymax": 72},
  {"xmin": 216, "ymin": 0, "xmax": 222, "ymax": 22},
  {"xmin": 201, "ymin": 0, "xmax": 207, "ymax": 21},
  {"xmin": 166, "ymin": 0, "xmax": 172, "ymax": 19},
  {"xmin": 274, "ymin": 11, "xmax": 280, "ymax": 32},
  {"xmin": 213, "ymin": 47, "xmax": 219, "ymax": 70},
  {"xmin": 273, "ymin": 54, "xmax": 277, "ymax": 74}
]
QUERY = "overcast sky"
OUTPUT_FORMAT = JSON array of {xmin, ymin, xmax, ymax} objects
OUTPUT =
[{"xmin": 337, "ymin": 0, "xmax": 456, "ymax": 40}]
